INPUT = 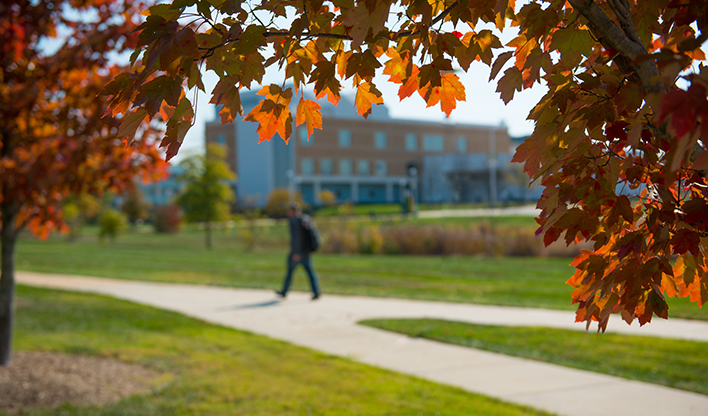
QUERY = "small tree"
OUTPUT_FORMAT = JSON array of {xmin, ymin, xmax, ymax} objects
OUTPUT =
[
  {"xmin": 62, "ymin": 193, "xmax": 102, "ymax": 241},
  {"xmin": 99, "ymin": 209, "xmax": 128, "ymax": 242},
  {"xmin": 176, "ymin": 145, "xmax": 235, "ymax": 248},
  {"xmin": 121, "ymin": 187, "xmax": 152, "ymax": 226},
  {"xmin": 0, "ymin": 0, "xmax": 166, "ymax": 365}
]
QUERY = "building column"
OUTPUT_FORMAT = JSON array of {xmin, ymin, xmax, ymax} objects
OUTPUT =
[
  {"xmin": 352, "ymin": 180, "xmax": 359, "ymax": 203},
  {"xmin": 313, "ymin": 179, "xmax": 322, "ymax": 205}
]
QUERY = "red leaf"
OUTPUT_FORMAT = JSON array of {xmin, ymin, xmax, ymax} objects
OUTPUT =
[{"xmin": 117, "ymin": 108, "xmax": 148, "ymax": 140}]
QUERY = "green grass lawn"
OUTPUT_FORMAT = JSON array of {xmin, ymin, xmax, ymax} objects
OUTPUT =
[
  {"xmin": 360, "ymin": 318, "xmax": 708, "ymax": 396},
  {"xmin": 15, "ymin": 222, "xmax": 707, "ymax": 321},
  {"xmin": 9, "ymin": 286, "xmax": 553, "ymax": 416}
]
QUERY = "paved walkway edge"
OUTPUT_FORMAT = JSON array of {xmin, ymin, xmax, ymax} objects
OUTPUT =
[{"xmin": 16, "ymin": 272, "xmax": 708, "ymax": 416}]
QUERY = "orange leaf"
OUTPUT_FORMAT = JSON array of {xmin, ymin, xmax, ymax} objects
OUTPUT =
[
  {"xmin": 257, "ymin": 106, "xmax": 293, "ymax": 143},
  {"xmin": 354, "ymin": 82, "xmax": 383, "ymax": 118},
  {"xmin": 383, "ymin": 48, "xmax": 409, "ymax": 84},
  {"xmin": 420, "ymin": 73, "xmax": 466, "ymax": 116},
  {"xmin": 296, "ymin": 97, "xmax": 322, "ymax": 138},
  {"xmin": 245, "ymin": 98, "xmax": 293, "ymax": 143},
  {"xmin": 398, "ymin": 66, "xmax": 420, "ymax": 100}
]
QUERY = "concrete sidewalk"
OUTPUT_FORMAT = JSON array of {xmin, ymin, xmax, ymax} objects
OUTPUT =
[
  {"xmin": 17, "ymin": 271, "xmax": 708, "ymax": 416},
  {"xmin": 417, "ymin": 205, "xmax": 540, "ymax": 219}
]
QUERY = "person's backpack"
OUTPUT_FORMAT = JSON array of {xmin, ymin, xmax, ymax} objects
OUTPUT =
[{"xmin": 300, "ymin": 215, "xmax": 321, "ymax": 252}]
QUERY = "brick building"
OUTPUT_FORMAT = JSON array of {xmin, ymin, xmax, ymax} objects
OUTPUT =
[{"xmin": 205, "ymin": 89, "xmax": 539, "ymax": 207}]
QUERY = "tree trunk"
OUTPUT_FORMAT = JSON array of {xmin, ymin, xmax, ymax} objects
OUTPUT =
[
  {"xmin": 205, "ymin": 222, "xmax": 212, "ymax": 249},
  {"xmin": 0, "ymin": 204, "xmax": 18, "ymax": 366}
]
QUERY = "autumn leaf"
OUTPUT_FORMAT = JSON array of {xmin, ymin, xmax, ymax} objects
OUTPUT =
[
  {"xmin": 296, "ymin": 97, "xmax": 323, "ymax": 138},
  {"xmin": 346, "ymin": 50, "xmax": 381, "ymax": 81},
  {"xmin": 383, "ymin": 48, "xmax": 409, "ymax": 83},
  {"xmin": 398, "ymin": 66, "xmax": 420, "ymax": 100},
  {"xmin": 506, "ymin": 34, "xmax": 538, "ymax": 70},
  {"xmin": 117, "ymin": 108, "xmax": 149, "ymax": 140},
  {"xmin": 550, "ymin": 26, "xmax": 593, "ymax": 62},
  {"xmin": 311, "ymin": 61, "xmax": 341, "ymax": 105},
  {"xmin": 245, "ymin": 101, "xmax": 294, "ymax": 143},
  {"xmin": 490, "ymin": 51, "xmax": 513, "ymax": 81},
  {"xmin": 133, "ymin": 75, "xmax": 182, "ymax": 117},
  {"xmin": 496, "ymin": 66, "xmax": 523, "ymax": 104},
  {"xmin": 162, "ymin": 119, "xmax": 191, "ymax": 160},
  {"xmin": 342, "ymin": 0, "xmax": 391, "ymax": 48},
  {"xmin": 420, "ymin": 72, "xmax": 466, "ymax": 116},
  {"xmin": 354, "ymin": 82, "xmax": 384, "ymax": 118},
  {"xmin": 210, "ymin": 76, "xmax": 243, "ymax": 124}
]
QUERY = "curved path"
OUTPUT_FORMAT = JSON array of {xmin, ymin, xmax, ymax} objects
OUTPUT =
[{"xmin": 17, "ymin": 271, "xmax": 708, "ymax": 416}]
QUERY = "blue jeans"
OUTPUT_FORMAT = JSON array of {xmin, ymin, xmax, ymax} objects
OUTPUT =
[{"xmin": 281, "ymin": 253, "xmax": 320, "ymax": 296}]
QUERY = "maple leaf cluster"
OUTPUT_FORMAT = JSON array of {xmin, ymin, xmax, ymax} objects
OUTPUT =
[{"xmin": 111, "ymin": 0, "xmax": 707, "ymax": 329}]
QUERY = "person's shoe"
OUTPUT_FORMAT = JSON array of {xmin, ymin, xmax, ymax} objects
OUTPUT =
[
  {"xmin": 311, "ymin": 293, "xmax": 320, "ymax": 300},
  {"xmin": 275, "ymin": 290, "xmax": 286, "ymax": 298}
]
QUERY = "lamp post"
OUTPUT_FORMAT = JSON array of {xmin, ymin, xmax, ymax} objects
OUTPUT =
[
  {"xmin": 286, "ymin": 169, "xmax": 295, "ymax": 204},
  {"xmin": 408, "ymin": 166, "xmax": 418, "ymax": 216},
  {"xmin": 488, "ymin": 127, "xmax": 497, "ymax": 208}
]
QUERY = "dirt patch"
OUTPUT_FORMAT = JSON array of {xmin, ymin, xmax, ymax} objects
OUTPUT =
[{"xmin": 0, "ymin": 351, "xmax": 164, "ymax": 414}]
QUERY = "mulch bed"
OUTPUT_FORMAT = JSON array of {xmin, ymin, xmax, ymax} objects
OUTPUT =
[{"xmin": 0, "ymin": 351, "xmax": 162, "ymax": 414}]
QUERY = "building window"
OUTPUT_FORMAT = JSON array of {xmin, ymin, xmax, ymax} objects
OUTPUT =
[
  {"xmin": 338, "ymin": 129, "xmax": 352, "ymax": 148},
  {"xmin": 457, "ymin": 136, "xmax": 467, "ymax": 153},
  {"xmin": 374, "ymin": 131, "xmax": 387, "ymax": 149},
  {"xmin": 374, "ymin": 160, "xmax": 387, "ymax": 177},
  {"xmin": 300, "ymin": 158, "xmax": 314, "ymax": 175},
  {"xmin": 423, "ymin": 134, "xmax": 444, "ymax": 152},
  {"xmin": 339, "ymin": 159, "xmax": 352, "ymax": 176},
  {"xmin": 405, "ymin": 133, "xmax": 418, "ymax": 151},
  {"xmin": 320, "ymin": 158, "xmax": 333, "ymax": 175},
  {"xmin": 299, "ymin": 127, "xmax": 312, "ymax": 146},
  {"xmin": 357, "ymin": 159, "xmax": 370, "ymax": 176},
  {"xmin": 215, "ymin": 134, "xmax": 226, "ymax": 145}
]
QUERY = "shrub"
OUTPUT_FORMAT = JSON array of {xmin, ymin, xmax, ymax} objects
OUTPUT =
[
  {"xmin": 358, "ymin": 226, "xmax": 384, "ymax": 254},
  {"xmin": 320, "ymin": 222, "xmax": 552, "ymax": 257},
  {"xmin": 263, "ymin": 188, "xmax": 307, "ymax": 219},
  {"xmin": 240, "ymin": 227, "xmax": 257, "ymax": 251},
  {"xmin": 99, "ymin": 209, "xmax": 127, "ymax": 242},
  {"xmin": 318, "ymin": 189, "xmax": 337, "ymax": 207},
  {"xmin": 321, "ymin": 228, "xmax": 359, "ymax": 254},
  {"xmin": 153, "ymin": 204, "xmax": 182, "ymax": 233}
]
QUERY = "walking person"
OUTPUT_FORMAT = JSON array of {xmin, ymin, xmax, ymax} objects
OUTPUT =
[{"xmin": 276, "ymin": 203, "xmax": 321, "ymax": 300}]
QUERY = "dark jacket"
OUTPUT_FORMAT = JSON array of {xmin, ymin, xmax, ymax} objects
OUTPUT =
[{"xmin": 289, "ymin": 216, "xmax": 309, "ymax": 256}]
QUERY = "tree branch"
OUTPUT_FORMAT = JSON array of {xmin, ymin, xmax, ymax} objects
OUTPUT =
[
  {"xmin": 606, "ymin": 0, "xmax": 641, "ymax": 45},
  {"xmin": 567, "ymin": 0, "xmax": 664, "ymax": 93}
]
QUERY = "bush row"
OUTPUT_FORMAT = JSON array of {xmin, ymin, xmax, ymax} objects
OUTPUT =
[{"xmin": 320, "ymin": 224, "xmax": 586, "ymax": 257}]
